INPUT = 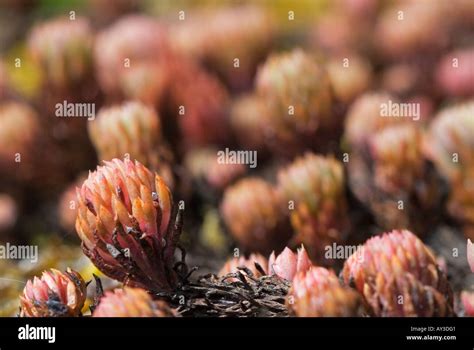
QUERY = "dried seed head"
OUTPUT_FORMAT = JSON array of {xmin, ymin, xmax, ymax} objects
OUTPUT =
[
  {"xmin": 28, "ymin": 17, "xmax": 93, "ymax": 89},
  {"xmin": 219, "ymin": 253, "xmax": 268, "ymax": 278},
  {"xmin": 75, "ymin": 158, "xmax": 180, "ymax": 291},
  {"xmin": 287, "ymin": 267, "xmax": 364, "ymax": 317},
  {"xmin": 20, "ymin": 268, "xmax": 86, "ymax": 317},
  {"xmin": 93, "ymin": 287, "xmax": 177, "ymax": 317},
  {"xmin": 89, "ymin": 101, "xmax": 174, "ymax": 187},
  {"xmin": 268, "ymin": 246, "xmax": 313, "ymax": 281},
  {"xmin": 221, "ymin": 177, "xmax": 292, "ymax": 254},
  {"xmin": 342, "ymin": 230, "xmax": 454, "ymax": 316},
  {"xmin": 277, "ymin": 153, "xmax": 348, "ymax": 263}
]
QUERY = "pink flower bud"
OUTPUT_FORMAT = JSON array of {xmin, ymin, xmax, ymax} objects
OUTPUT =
[
  {"xmin": 20, "ymin": 268, "xmax": 86, "ymax": 317},
  {"xmin": 268, "ymin": 246, "xmax": 313, "ymax": 281},
  {"xmin": 288, "ymin": 267, "xmax": 364, "ymax": 317}
]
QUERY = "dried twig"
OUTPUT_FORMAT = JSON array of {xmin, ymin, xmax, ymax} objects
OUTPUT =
[{"xmin": 156, "ymin": 268, "xmax": 290, "ymax": 317}]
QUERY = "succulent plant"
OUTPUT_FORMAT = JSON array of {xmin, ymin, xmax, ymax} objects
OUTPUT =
[
  {"xmin": 93, "ymin": 287, "xmax": 176, "ymax": 317},
  {"xmin": 167, "ymin": 57, "xmax": 231, "ymax": 147},
  {"xmin": 20, "ymin": 268, "xmax": 86, "ymax": 317},
  {"xmin": 221, "ymin": 177, "xmax": 292, "ymax": 255},
  {"xmin": 219, "ymin": 253, "xmax": 268, "ymax": 278},
  {"xmin": 89, "ymin": 101, "xmax": 174, "ymax": 188},
  {"xmin": 171, "ymin": 5, "xmax": 274, "ymax": 90},
  {"xmin": 436, "ymin": 48, "xmax": 474, "ymax": 97},
  {"xmin": 277, "ymin": 153, "xmax": 348, "ymax": 263},
  {"xmin": 343, "ymin": 92, "xmax": 439, "ymax": 231},
  {"xmin": 326, "ymin": 54, "xmax": 372, "ymax": 104},
  {"xmin": 287, "ymin": 267, "xmax": 364, "ymax": 317},
  {"xmin": 94, "ymin": 15, "xmax": 170, "ymax": 100},
  {"xmin": 268, "ymin": 246, "xmax": 312, "ymax": 281},
  {"xmin": 364, "ymin": 124, "xmax": 441, "ymax": 231},
  {"xmin": 75, "ymin": 158, "xmax": 181, "ymax": 292},
  {"xmin": 28, "ymin": 17, "xmax": 93, "ymax": 90},
  {"xmin": 229, "ymin": 94, "xmax": 270, "ymax": 153},
  {"xmin": 342, "ymin": 230, "xmax": 454, "ymax": 317},
  {"xmin": 370, "ymin": 124, "xmax": 424, "ymax": 194},
  {"xmin": 424, "ymin": 101, "xmax": 474, "ymax": 237},
  {"xmin": 256, "ymin": 49, "xmax": 334, "ymax": 153}
]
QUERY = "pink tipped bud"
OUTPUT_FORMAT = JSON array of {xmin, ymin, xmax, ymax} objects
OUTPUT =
[
  {"xmin": 342, "ymin": 230, "xmax": 453, "ymax": 316},
  {"xmin": 268, "ymin": 246, "xmax": 313, "ymax": 281},
  {"xmin": 20, "ymin": 268, "xmax": 86, "ymax": 317},
  {"xmin": 288, "ymin": 267, "xmax": 364, "ymax": 317},
  {"xmin": 75, "ymin": 158, "xmax": 181, "ymax": 291}
]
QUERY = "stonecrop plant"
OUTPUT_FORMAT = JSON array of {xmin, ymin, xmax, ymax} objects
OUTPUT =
[
  {"xmin": 75, "ymin": 158, "xmax": 182, "ymax": 292},
  {"xmin": 20, "ymin": 268, "xmax": 86, "ymax": 317}
]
